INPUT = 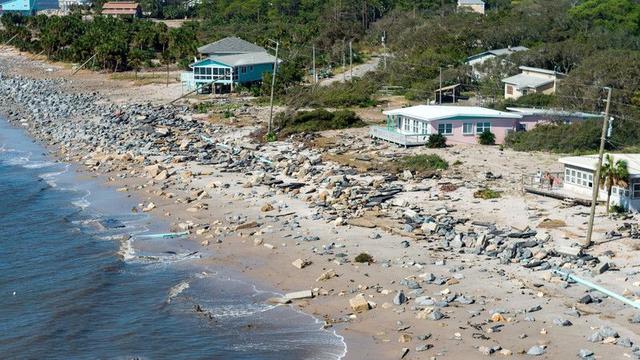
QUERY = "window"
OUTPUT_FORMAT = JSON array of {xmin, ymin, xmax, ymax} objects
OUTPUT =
[
  {"xmin": 463, "ymin": 123, "xmax": 474, "ymax": 135},
  {"xmin": 241, "ymin": 66, "xmax": 247, "ymax": 73},
  {"xmin": 564, "ymin": 167, "xmax": 594, "ymax": 188},
  {"xmin": 634, "ymin": 183, "xmax": 640, "ymax": 199},
  {"xmin": 476, "ymin": 122, "xmax": 491, "ymax": 133},
  {"xmin": 506, "ymin": 85, "xmax": 513, "ymax": 95},
  {"xmin": 249, "ymin": 65, "xmax": 254, "ymax": 71},
  {"xmin": 438, "ymin": 123, "xmax": 453, "ymax": 135},
  {"xmin": 412, "ymin": 120, "xmax": 418, "ymax": 134}
]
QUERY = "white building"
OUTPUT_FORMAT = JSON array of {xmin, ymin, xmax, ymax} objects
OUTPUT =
[
  {"xmin": 502, "ymin": 66, "xmax": 565, "ymax": 100},
  {"xmin": 457, "ymin": 0, "xmax": 485, "ymax": 14},
  {"xmin": 559, "ymin": 154, "xmax": 640, "ymax": 212},
  {"xmin": 465, "ymin": 46, "xmax": 528, "ymax": 78}
]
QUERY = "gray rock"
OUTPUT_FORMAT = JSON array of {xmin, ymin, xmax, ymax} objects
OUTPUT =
[
  {"xmin": 526, "ymin": 345, "xmax": 546, "ymax": 356},
  {"xmin": 618, "ymin": 337, "xmax": 633, "ymax": 348},
  {"xmin": 587, "ymin": 332, "xmax": 604, "ymax": 343},
  {"xmin": 428, "ymin": 309, "xmax": 444, "ymax": 320},
  {"xmin": 577, "ymin": 349, "xmax": 594, "ymax": 359},
  {"xmin": 598, "ymin": 326, "xmax": 619, "ymax": 338},
  {"xmin": 393, "ymin": 291, "xmax": 407, "ymax": 305},
  {"xmin": 553, "ymin": 318, "xmax": 572, "ymax": 327},
  {"xmin": 527, "ymin": 304, "xmax": 542, "ymax": 313},
  {"xmin": 400, "ymin": 278, "xmax": 421, "ymax": 290},
  {"xmin": 415, "ymin": 344, "xmax": 432, "ymax": 352}
]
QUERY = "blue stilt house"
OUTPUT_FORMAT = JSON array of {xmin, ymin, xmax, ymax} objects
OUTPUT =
[{"xmin": 181, "ymin": 37, "xmax": 280, "ymax": 93}]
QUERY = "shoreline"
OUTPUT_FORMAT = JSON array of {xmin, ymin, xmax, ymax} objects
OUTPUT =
[
  {"xmin": 0, "ymin": 115, "xmax": 350, "ymax": 359},
  {"xmin": 2, "ymin": 48, "xmax": 640, "ymax": 360}
]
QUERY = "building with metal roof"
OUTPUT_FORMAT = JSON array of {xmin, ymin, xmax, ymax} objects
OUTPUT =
[
  {"xmin": 101, "ymin": 2, "xmax": 141, "ymax": 17},
  {"xmin": 197, "ymin": 37, "xmax": 266, "ymax": 57},
  {"xmin": 181, "ymin": 38, "xmax": 280, "ymax": 93},
  {"xmin": 457, "ymin": 0, "xmax": 485, "ymax": 14},
  {"xmin": 466, "ymin": 46, "xmax": 528, "ymax": 78},
  {"xmin": 559, "ymin": 154, "xmax": 640, "ymax": 211},
  {"xmin": 370, "ymin": 105, "xmax": 523, "ymax": 146},
  {"xmin": 502, "ymin": 66, "xmax": 565, "ymax": 100}
]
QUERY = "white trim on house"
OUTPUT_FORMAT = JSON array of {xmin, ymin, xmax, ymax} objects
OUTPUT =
[{"xmin": 383, "ymin": 105, "xmax": 522, "ymax": 122}]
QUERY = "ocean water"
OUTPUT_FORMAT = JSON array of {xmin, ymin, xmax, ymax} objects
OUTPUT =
[{"xmin": 0, "ymin": 118, "xmax": 346, "ymax": 360}]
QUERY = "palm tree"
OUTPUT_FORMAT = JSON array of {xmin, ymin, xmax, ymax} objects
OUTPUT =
[{"xmin": 599, "ymin": 154, "xmax": 629, "ymax": 212}]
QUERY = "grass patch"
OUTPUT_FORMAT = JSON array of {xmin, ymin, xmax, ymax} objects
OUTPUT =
[
  {"xmin": 285, "ymin": 77, "xmax": 380, "ymax": 108},
  {"xmin": 538, "ymin": 219, "xmax": 567, "ymax": 228},
  {"xmin": 354, "ymin": 253, "xmax": 374, "ymax": 263},
  {"xmin": 193, "ymin": 102, "xmax": 239, "ymax": 115},
  {"xmin": 110, "ymin": 72, "xmax": 175, "ymax": 85},
  {"xmin": 277, "ymin": 109, "xmax": 366, "ymax": 136},
  {"xmin": 394, "ymin": 154, "xmax": 449, "ymax": 175},
  {"xmin": 473, "ymin": 188, "xmax": 502, "ymax": 200}
]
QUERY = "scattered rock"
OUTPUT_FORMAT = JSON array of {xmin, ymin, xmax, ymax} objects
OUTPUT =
[
  {"xmin": 350, "ymin": 294, "xmax": 370, "ymax": 313},
  {"xmin": 526, "ymin": 345, "xmax": 546, "ymax": 356}
]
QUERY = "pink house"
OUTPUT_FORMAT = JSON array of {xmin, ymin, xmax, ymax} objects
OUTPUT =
[{"xmin": 370, "ymin": 105, "xmax": 522, "ymax": 146}]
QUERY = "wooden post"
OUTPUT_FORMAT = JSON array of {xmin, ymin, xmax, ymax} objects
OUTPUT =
[
  {"xmin": 349, "ymin": 40, "xmax": 353, "ymax": 81},
  {"xmin": 72, "ymin": 53, "xmax": 97, "ymax": 75},
  {"xmin": 267, "ymin": 40, "xmax": 279, "ymax": 134},
  {"xmin": 230, "ymin": 67, "xmax": 234, "ymax": 92},
  {"xmin": 584, "ymin": 87, "xmax": 612, "ymax": 248},
  {"xmin": 312, "ymin": 44, "xmax": 317, "ymax": 84}
]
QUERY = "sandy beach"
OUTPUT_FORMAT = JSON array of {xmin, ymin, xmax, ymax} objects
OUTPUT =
[{"xmin": 2, "ymin": 48, "xmax": 640, "ymax": 360}]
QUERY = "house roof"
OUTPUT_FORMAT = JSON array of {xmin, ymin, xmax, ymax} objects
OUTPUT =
[
  {"xmin": 102, "ymin": 1, "xmax": 139, "ymax": 14},
  {"xmin": 102, "ymin": 1, "xmax": 138, "ymax": 9},
  {"xmin": 466, "ymin": 46, "xmax": 528, "ymax": 63},
  {"xmin": 506, "ymin": 107, "xmax": 602, "ymax": 119},
  {"xmin": 383, "ymin": 105, "xmax": 522, "ymax": 122},
  {"xmin": 559, "ymin": 154, "xmax": 640, "ymax": 177},
  {"xmin": 190, "ymin": 52, "xmax": 278, "ymax": 68},
  {"xmin": 458, "ymin": 0, "xmax": 484, "ymax": 4},
  {"xmin": 519, "ymin": 66, "xmax": 564, "ymax": 76},
  {"xmin": 197, "ymin": 37, "xmax": 266, "ymax": 55},
  {"xmin": 501, "ymin": 73, "xmax": 554, "ymax": 90}
]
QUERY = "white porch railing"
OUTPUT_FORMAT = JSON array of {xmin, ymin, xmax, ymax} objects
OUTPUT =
[{"xmin": 369, "ymin": 126, "xmax": 429, "ymax": 147}]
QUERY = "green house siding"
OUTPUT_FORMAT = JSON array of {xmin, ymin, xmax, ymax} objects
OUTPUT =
[
  {"xmin": 190, "ymin": 58, "xmax": 274, "ymax": 86},
  {"xmin": 236, "ymin": 63, "xmax": 274, "ymax": 83}
]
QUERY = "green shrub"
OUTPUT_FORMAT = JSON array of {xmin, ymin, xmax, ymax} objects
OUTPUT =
[
  {"xmin": 504, "ymin": 120, "xmax": 602, "ymax": 153},
  {"xmin": 264, "ymin": 131, "xmax": 277, "ymax": 142},
  {"xmin": 478, "ymin": 130, "xmax": 496, "ymax": 145},
  {"xmin": 284, "ymin": 77, "xmax": 380, "ymax": 108},
  {"xmin": 277, "ymin": 109, "xmax": 366, "ymax": 136},
  {"xmin": 355, "ymin": 253, "xmax": 374, "ymax": 263},
  {"xmin": 473, "ymin": 188, "xmax": 502, "ymax": 199},
  {"xmin": 396, "ymin": 154, "xmax": 449, "ymax": 173},
  {"xmin": 609, "ymin": 204, "xmax": 627, "ymax": 214},
  {"xmin": 426, "ymin": 133, "xmax": 447, "ymax": 148}
]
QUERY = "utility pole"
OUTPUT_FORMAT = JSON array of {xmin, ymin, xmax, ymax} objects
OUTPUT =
[
  {"xmin": 584, "ymin": 87, "xmax": 612, "ymax": 248},
  {"xmin": 438, "ymin": 67, "xmax": 443, "ymax": 104},
  {"xmin": 382, "ymin": 31, "xmax": 387, "ymax": 70},
  {"xmin": 349, "ymin": 40, "xmax": 353, "ymax": 81},
  {"xmin": 312, "ymin": 44, "xmax": 317, "ymax": 84},
  {"xmin": 267, "ymin": 39, "xmax": 279, "ymax": 135},
  {"xmin": 342, "ymin": 39, "xmax": 346, "ymax": 81}
]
